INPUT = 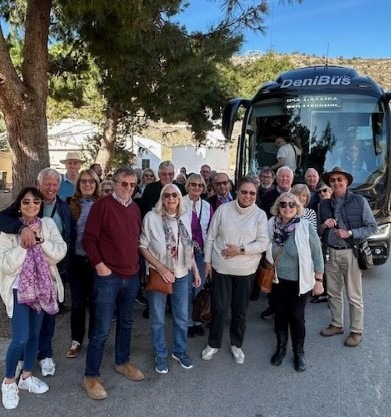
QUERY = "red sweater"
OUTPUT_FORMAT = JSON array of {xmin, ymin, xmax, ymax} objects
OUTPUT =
[{"xmin": 82, "ymin": 196, "xmax": 141, "ymax": 278}]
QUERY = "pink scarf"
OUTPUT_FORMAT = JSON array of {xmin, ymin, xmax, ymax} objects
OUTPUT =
[{"xmin": 17, "ymin": 218, "xmax": 58, "ymax": 315}]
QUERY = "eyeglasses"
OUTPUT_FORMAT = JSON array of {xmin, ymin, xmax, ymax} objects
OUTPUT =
[
  {"xmin": 115, "ymin": 181, "xmax": 137, "ymax": 188},
  {"xmin": 189, "ymin": 183, "xmax": 203, "ymax": 188},
  {"xmin": 21, "ymin": 199, "xmax": 42, "ymax": 206},
  {"xmin": 163, "ymin": 192, "xmax": 178, "ymax": 199},
  {"xmin": 215, "ymin": 181, "xmax": 229, "ymax": 186},
  {"xmin": 80, "ymin": 179, "xmax": 95, "ymax": 185},
  {"xmin": 143, "ymin": 174, "xmax": 154, "ymax": 178},
  {"xmin": 239, "ymin": 190, "xmax": 256, "ymax": 196},
  {"xmin": 279, "ymin": 201, "xmax": 296, "ymax": 208},
  {"xmin": 329, "ymin": 177, "xmax": 345, "ymax": 183},
  {"xmin": 102, "ymin": 189, "xmax": 113, "ymax": 194},
  {"xmin": 159, "ymin": 172, "xmax": 174, "ymax": 177},
  {"xmin": 317, "ymin": 188, "xmax": 330, "ymax": 194}
]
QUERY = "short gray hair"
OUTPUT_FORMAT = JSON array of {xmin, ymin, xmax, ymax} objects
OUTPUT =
[
  {"xmin": 291, "ymin": 184, "xmax": 311, "ymax": 206},
  {"xmin": 158, "ymin": 160, "xmax": 175, "ymax": 173},
  {"xmin": 185, "ymin": 173, "xmax": 206, "ymax": 193},
  {"xmin": 37, "ymin": 168, "xmax": 61, "ymax": 185},
  {"xmin": 153, "ymin": 183, "xmax": 185, "ymax": 215},
  {"xmin": 112, "ymin": 167, "xmax": 135, "ymax": 182}
]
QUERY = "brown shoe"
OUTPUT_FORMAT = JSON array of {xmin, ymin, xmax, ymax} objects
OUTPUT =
[
  {"xmin": 344, "ymin": 332, "xmax": 362, "ymax": 347},
  {"xmin": 83, "ymin": 377, "xmax": 107, "ymax": 400},
  {"xmin": 320, "ymin": 325, "xmax": 344, "ymax": 337},
  {"xmin": 115, "ymin": 362, "xmax": 144, "ymax": 381},
  {"xmin": 67, "ymin": 341, "xmax": 81, "ymax": 358}
]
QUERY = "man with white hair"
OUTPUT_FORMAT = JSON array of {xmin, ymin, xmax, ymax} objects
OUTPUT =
[{"xmin": 304, "ymin": 168, "xmax": 321, "ymax": 210}]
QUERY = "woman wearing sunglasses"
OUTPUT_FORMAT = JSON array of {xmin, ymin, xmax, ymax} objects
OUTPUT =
[
  {"xmin": 139, "ymin": 184, "xmax": 201, "ymax": 374},
  {"xmin": 66, "ymin": 169, "xmax": 100, "ymax": 359},
  {"xmin": 183, "ymin": 174, "xmax": 214, "ymax": 337},
  {"xmin": 0, "ymin": 187, "xmax": 67, "ymax": 410},
  {"xmin": 139, "ymin": 168, "xmax": 157, "ymax": 194},
  {"xmin": 267, "ymin": 192, "xmax": 324, "ymax": 372},
  {"xmin": 201, "ymin": 177, "xmax": 269, "ymax": 364},
  {"xmin": 99, "ymin": 180, "xmax": 113, "ymax": 196}
]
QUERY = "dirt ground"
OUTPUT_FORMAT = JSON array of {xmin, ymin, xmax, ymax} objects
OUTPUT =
[{"xmin": 0, "ymin": 191, "xmax": 14, "ymax": 337}]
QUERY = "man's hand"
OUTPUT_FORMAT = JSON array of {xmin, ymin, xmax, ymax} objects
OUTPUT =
[
  {"xmin": 95, "ymin": 262, "xmax": 112, "ymax": 276},
  {"xmin": 20, "ymin": 227, "xmax": 36, "ymax": 249}
]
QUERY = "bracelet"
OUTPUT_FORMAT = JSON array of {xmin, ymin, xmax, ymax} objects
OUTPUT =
[{"xmin": 315, "ymin": 278, "xmax": 323, "ymax": 282}]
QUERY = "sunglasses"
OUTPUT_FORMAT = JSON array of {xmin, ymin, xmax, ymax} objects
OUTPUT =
[
  {"xmin": 317, "ymin": 188, "xmax": 330, "ymax": 194},
  {"xmin": 240, "ymin": 190, "xmax": 256, "ymax": 196},
  {"xmin": 279, "ymin": 201, "xmax": 296, "ymax": 208},
  {"xmin": 80, "ymin": 179, "xmax": 95, "ymax": 185},
  {"xmin": 102, "ymin": 189, "xmax": 113, "ymax": 194},
  {"xmin": 163, "ymin": 192, "xmax": 178, "ymax": 199},
  {"xmin": 189, "ymin": 183, "xmax": 203, "ymax": 188},
  {"xmin": 115, "ymin": 181, "xmax": 137, "ymax": 188},
  {"xmin": 329, "ymin": 177, "xmax": 345, "ymax": 183},
  {"xmin": 21, "ymin": 199, "xmax": 42, "ymax": 206},
  {"xmin": 143, "ymin": 174, "xmax": 154, "ymax": 178},
  {"xmin": 160, "ymin": 172, "xmax": 174, "ymax": 177},
  {"xmin": 215, "ymin": 181, "xmax": 229, "ymax": 186}
]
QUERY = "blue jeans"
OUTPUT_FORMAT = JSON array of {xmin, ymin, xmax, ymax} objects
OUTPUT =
[
  {"xmin": 188, "ymin": 250, "xmax": 206, "ymax": 326},
  {"xmin": 84, "ymin": 273, "xmax": 139, "ymax": 377},
  {"xmin": 37, "ymin": 312, "xmax": 56, "ymax": 360},
  {"xmin": 148, "ymin": 273, "xmax": 190, "ymax": 358},
  {"xmin": 5, "ymin": 290, "xmax": 44, "ymax": 378}
]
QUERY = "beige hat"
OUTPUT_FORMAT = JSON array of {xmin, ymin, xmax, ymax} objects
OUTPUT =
[
  {"xmin": 60, "ymin": 151, "xmax": 86, "ymax": 164},
  {"xmin": 322, "ymin": 166, "xmax": 353, "ymax": 186}
]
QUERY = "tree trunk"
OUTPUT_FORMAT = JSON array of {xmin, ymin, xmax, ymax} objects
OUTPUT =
[{"xmin": 96, "ymin": 107, "xmax": 121, "ymax": 175}]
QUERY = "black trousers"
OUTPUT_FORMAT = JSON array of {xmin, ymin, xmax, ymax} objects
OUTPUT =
[
  {"xmin": 273, "ymin": 278, "xmax": 310, "ymax": 346},
  {"xmin": 208, "ymin": 269, "xmax": 253, "ymax": 349}
]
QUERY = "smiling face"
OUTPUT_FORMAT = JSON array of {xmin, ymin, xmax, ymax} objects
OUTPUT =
[
  {"xmin": 38, "ymin": 174, "xmax": 60, "ymax": 203},
  {"xmin": 158, "ymin": 166, "xmax": 175, "ymax": 186},
  {"xmin": 237, "ymin": 182, "xmax": 257, "ymax": 208},
  {"xmin": 276, "ymin": 169, "xmax": 294, "ymax": 192},
  {"xmin": 142, "ymin": 170, "xmax": 155, "ymax": 185},
  {"xmin": 65, "ymin": 159, "xmax": 82, "ymax": 180},
  {"xmin": 187, "ymin": 179, "xmax": 204, "ymax": 200},
  {"xmin": 113, "ymin": 173, "xmax": 137, "ymax": 202},
  {"xmin": 162, "ymin": 185, "xmax": 180, "ymax": 214},
  {"xmin": 278, "ymin": 198, "xmax": 298, "ymax": 223},
  {"xmin": 213, "ymin": 173, "xmax": 230, "ymax": 198},
  {"xmin": 20, "ymin": 191, "xmax": 42, "ymax": 223},
  {"xmin": 78, "ymin": 173, "xmax": 97, "ymax": 198},
  {"xmin": 305, "ymin": 169, "xmax": 319, "ymax": 190},
  {"xmin": 329, "ymin": 174, "xmax": 348, "ymax": 198}
]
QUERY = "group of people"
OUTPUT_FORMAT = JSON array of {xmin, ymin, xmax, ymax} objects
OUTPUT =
[{"xmin": 0, "ymin": 152, "xmax": 378, "ymax": 409}]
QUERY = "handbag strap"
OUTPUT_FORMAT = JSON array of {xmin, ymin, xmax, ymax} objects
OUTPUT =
[{"xmin": 273, "ymin": 246, "xmax": 284, "ymax": 266}]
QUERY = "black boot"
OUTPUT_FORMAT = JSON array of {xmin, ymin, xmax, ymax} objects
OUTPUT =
[
  {"xmin": 293, "ymin": 341, "xmax": 307, "ymax": 372},
  {"xmin": 271, "ymin": 331, "xmax": 288, "ymax": 366}
]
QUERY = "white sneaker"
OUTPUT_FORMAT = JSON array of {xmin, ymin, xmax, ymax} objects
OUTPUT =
[
  {"xmin": 201, "ymin": 345, "xmax": 219, "ymax": 360},
  {"xmin": 18, "ymin": 376, "xmax": 49, "ymax": 394},
  {"xmin": 15, "ymin": 361, "xmax": 23, "ymax": 379},
  {"xmin": 39, "ymin": 358, "xmax": 56, "ymax": 377},
  {"xmin": 231, "ymin": 345, "xmax": 245, "ymax": 364},
  {"xmin": 1, "ymin": 381, "xmax": 19, "ymax": 410}
]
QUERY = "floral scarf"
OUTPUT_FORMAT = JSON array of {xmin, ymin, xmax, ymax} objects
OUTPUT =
[
  {"xmin": 273, "ymin": 216, "xmax": 301, "ymax": 246},
  {"xmin": 17, "ymin": 218, "xmax": 58, "ymax": 315},
  {"xmin": 162, "ymin": 213, "xmax": 193, "ymax": 272}
]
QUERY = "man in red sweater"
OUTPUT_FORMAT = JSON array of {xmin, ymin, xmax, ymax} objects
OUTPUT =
[{"xmin": 81, "ymin": 167, "xmax": 144, "ymax": 400}]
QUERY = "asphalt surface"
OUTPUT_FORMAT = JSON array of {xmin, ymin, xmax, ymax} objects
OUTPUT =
[{"xmin": 1, "ymin": 259, "xmax": 391, "ymax": 417}]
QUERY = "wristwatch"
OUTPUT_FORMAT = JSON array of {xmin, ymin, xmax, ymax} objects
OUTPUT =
[
  {"xmin": 240, "ymin": 245, "xmax": 245, "ymax": 254},
  {"xmin": 348, "ymin": 230, "xmax": 353, "ymax": 237}
]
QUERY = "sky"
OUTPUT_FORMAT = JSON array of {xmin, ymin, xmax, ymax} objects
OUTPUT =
[{"xmin": 176, "ymin": 0, "xmax": 390, "ymax": 59}]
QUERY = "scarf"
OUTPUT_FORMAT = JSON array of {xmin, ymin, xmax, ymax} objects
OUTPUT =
[
  {"xmin": 17, "ymin": 217, "xmax": 58, "ymax": 315},
  {"xmin": 162, "ymin": 213, "xmax": 193, "ymax": 271},
  {"xmin": 273, "ymin": 216, "xmax": 301, "ymax": 246}
]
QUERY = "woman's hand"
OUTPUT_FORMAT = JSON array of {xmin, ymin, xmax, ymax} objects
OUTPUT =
[
  {"xmin": 193, "ymin": 274, "xmax": 201, "ymax": 288},
  {"xmin": 221, "ymin": 244, "xmax": 241, "ymax": 259},
  {"xmin": 313, "ymin": 281, "xmax": 324, "ymax": 296},
  {"xmin": 158, "ymin": 266, "xmax": 175, "ymax": 283},
  {"xmin": 204, "ymin": 262, "xmax": 212, "ymax": 279}
]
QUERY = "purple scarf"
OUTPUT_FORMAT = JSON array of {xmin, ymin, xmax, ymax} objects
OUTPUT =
[{"xmin": 17, "ymin": 218, "xmax": 58, "ymax": 315}]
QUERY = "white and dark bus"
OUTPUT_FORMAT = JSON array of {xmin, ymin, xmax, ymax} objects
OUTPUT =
[{"xmin": 222, "ymin": 65, "xmax": 391, "ymax": 264}]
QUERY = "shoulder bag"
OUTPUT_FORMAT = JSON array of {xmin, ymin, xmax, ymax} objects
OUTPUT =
[
  {"xmin": 356, "ymin": 240, "xmax": 373, "ymax": 270},
  {"xmin": 256, "ymin": 246, "xmax": 283, "ymax": 294},
  {"xmin": 192, "ymin": 280, "xmax": 212, "ymax": 324},
  {"xmin": 145, "ymin": 268, "xmax": 173, "ymax": 295}
]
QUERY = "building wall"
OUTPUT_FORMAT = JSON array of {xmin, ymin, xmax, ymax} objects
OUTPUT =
[{"xmin": 0, "ymin": 152, "xmax": 12, "ymax": 188}]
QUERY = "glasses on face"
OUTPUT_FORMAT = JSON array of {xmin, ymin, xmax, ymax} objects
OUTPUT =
[
  {"xmin": 163, "ymin": 192, "xmax": 178, "ymax": 199},
  {"xmin": 80, "ymin": 179, "xmax": 95, "ymax": 185},
  {"xmin": 279, "ymin": 201, "xmax": 296, "ymax": 209},
  {"xmin": 160, "ymin": 172, "xmax": 174, "ymax": 178},
  {"xmin": 115, "ymin": 181, "xmax": 137, "ymax": 188},
  {"xmin": 215, "ymin": 180, "xmax": 229, "ymax": 186},
  {"xmin": 21, "ymin": 199, "xmax": 42, "ymax": 206},
  {"xmin": 318, "ymin": 188, "xmax": 330, "ymax": 194},
  {"xmin": 239, "ymin": 190, "xmax": 256, "ymax": 196},
  {"xmin": 102, "ymin": 188, "xmax": 113, "ymax": 194},
  {"xmin": 143, "ymin": 174, "xmax": 154, "ymax": 178},
  {"xmin": 201, "ymin": 170, "xmax": 210, "ymax": 174},
  {"xmin": 329, "ymin": 177, "xmax": 345, "ymax": 183},
  {"xmin": 189, "ymin": 183, "xmax": 203, "ymax": 188}
]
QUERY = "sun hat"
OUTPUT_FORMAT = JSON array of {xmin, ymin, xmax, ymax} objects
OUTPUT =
[
  {"xmin": 322, "ymin": 167, "xmax": 353, "ymax": 186},
  {"xmin": 59, "ymin": 151, "xmax": 86, "ymax": 164}
]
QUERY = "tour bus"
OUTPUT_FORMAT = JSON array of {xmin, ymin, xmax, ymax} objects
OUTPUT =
[{"xmin": 222, "ymin": 65, "xmax": 391, "ymax": 264}]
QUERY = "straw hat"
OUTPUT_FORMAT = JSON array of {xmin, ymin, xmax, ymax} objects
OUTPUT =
[
  {"xmin": 59, "ymin": 151, "xmax": 86, "ymax": 164},
  {"xmin": 322, "ymin": 167, "xmax": 353, "ymax": 186}
]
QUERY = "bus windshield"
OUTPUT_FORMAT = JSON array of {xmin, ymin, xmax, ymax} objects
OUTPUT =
[{"xmin": 241, "ymin": 92, "xmax": 388, "ymax": 205}]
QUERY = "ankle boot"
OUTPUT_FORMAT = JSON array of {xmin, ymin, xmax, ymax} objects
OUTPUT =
[
  {"xmin": 271, "ymin": 331, "xmax": 288, "ymax": 366},
  {"xmin": 292, "ymin": 340, "xmax": 307, "ymax": 372}
]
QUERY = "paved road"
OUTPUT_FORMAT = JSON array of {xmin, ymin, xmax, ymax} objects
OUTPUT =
[{"xmin": 1, "ymin": 260, "xmax": 391, "ymax": 417}]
